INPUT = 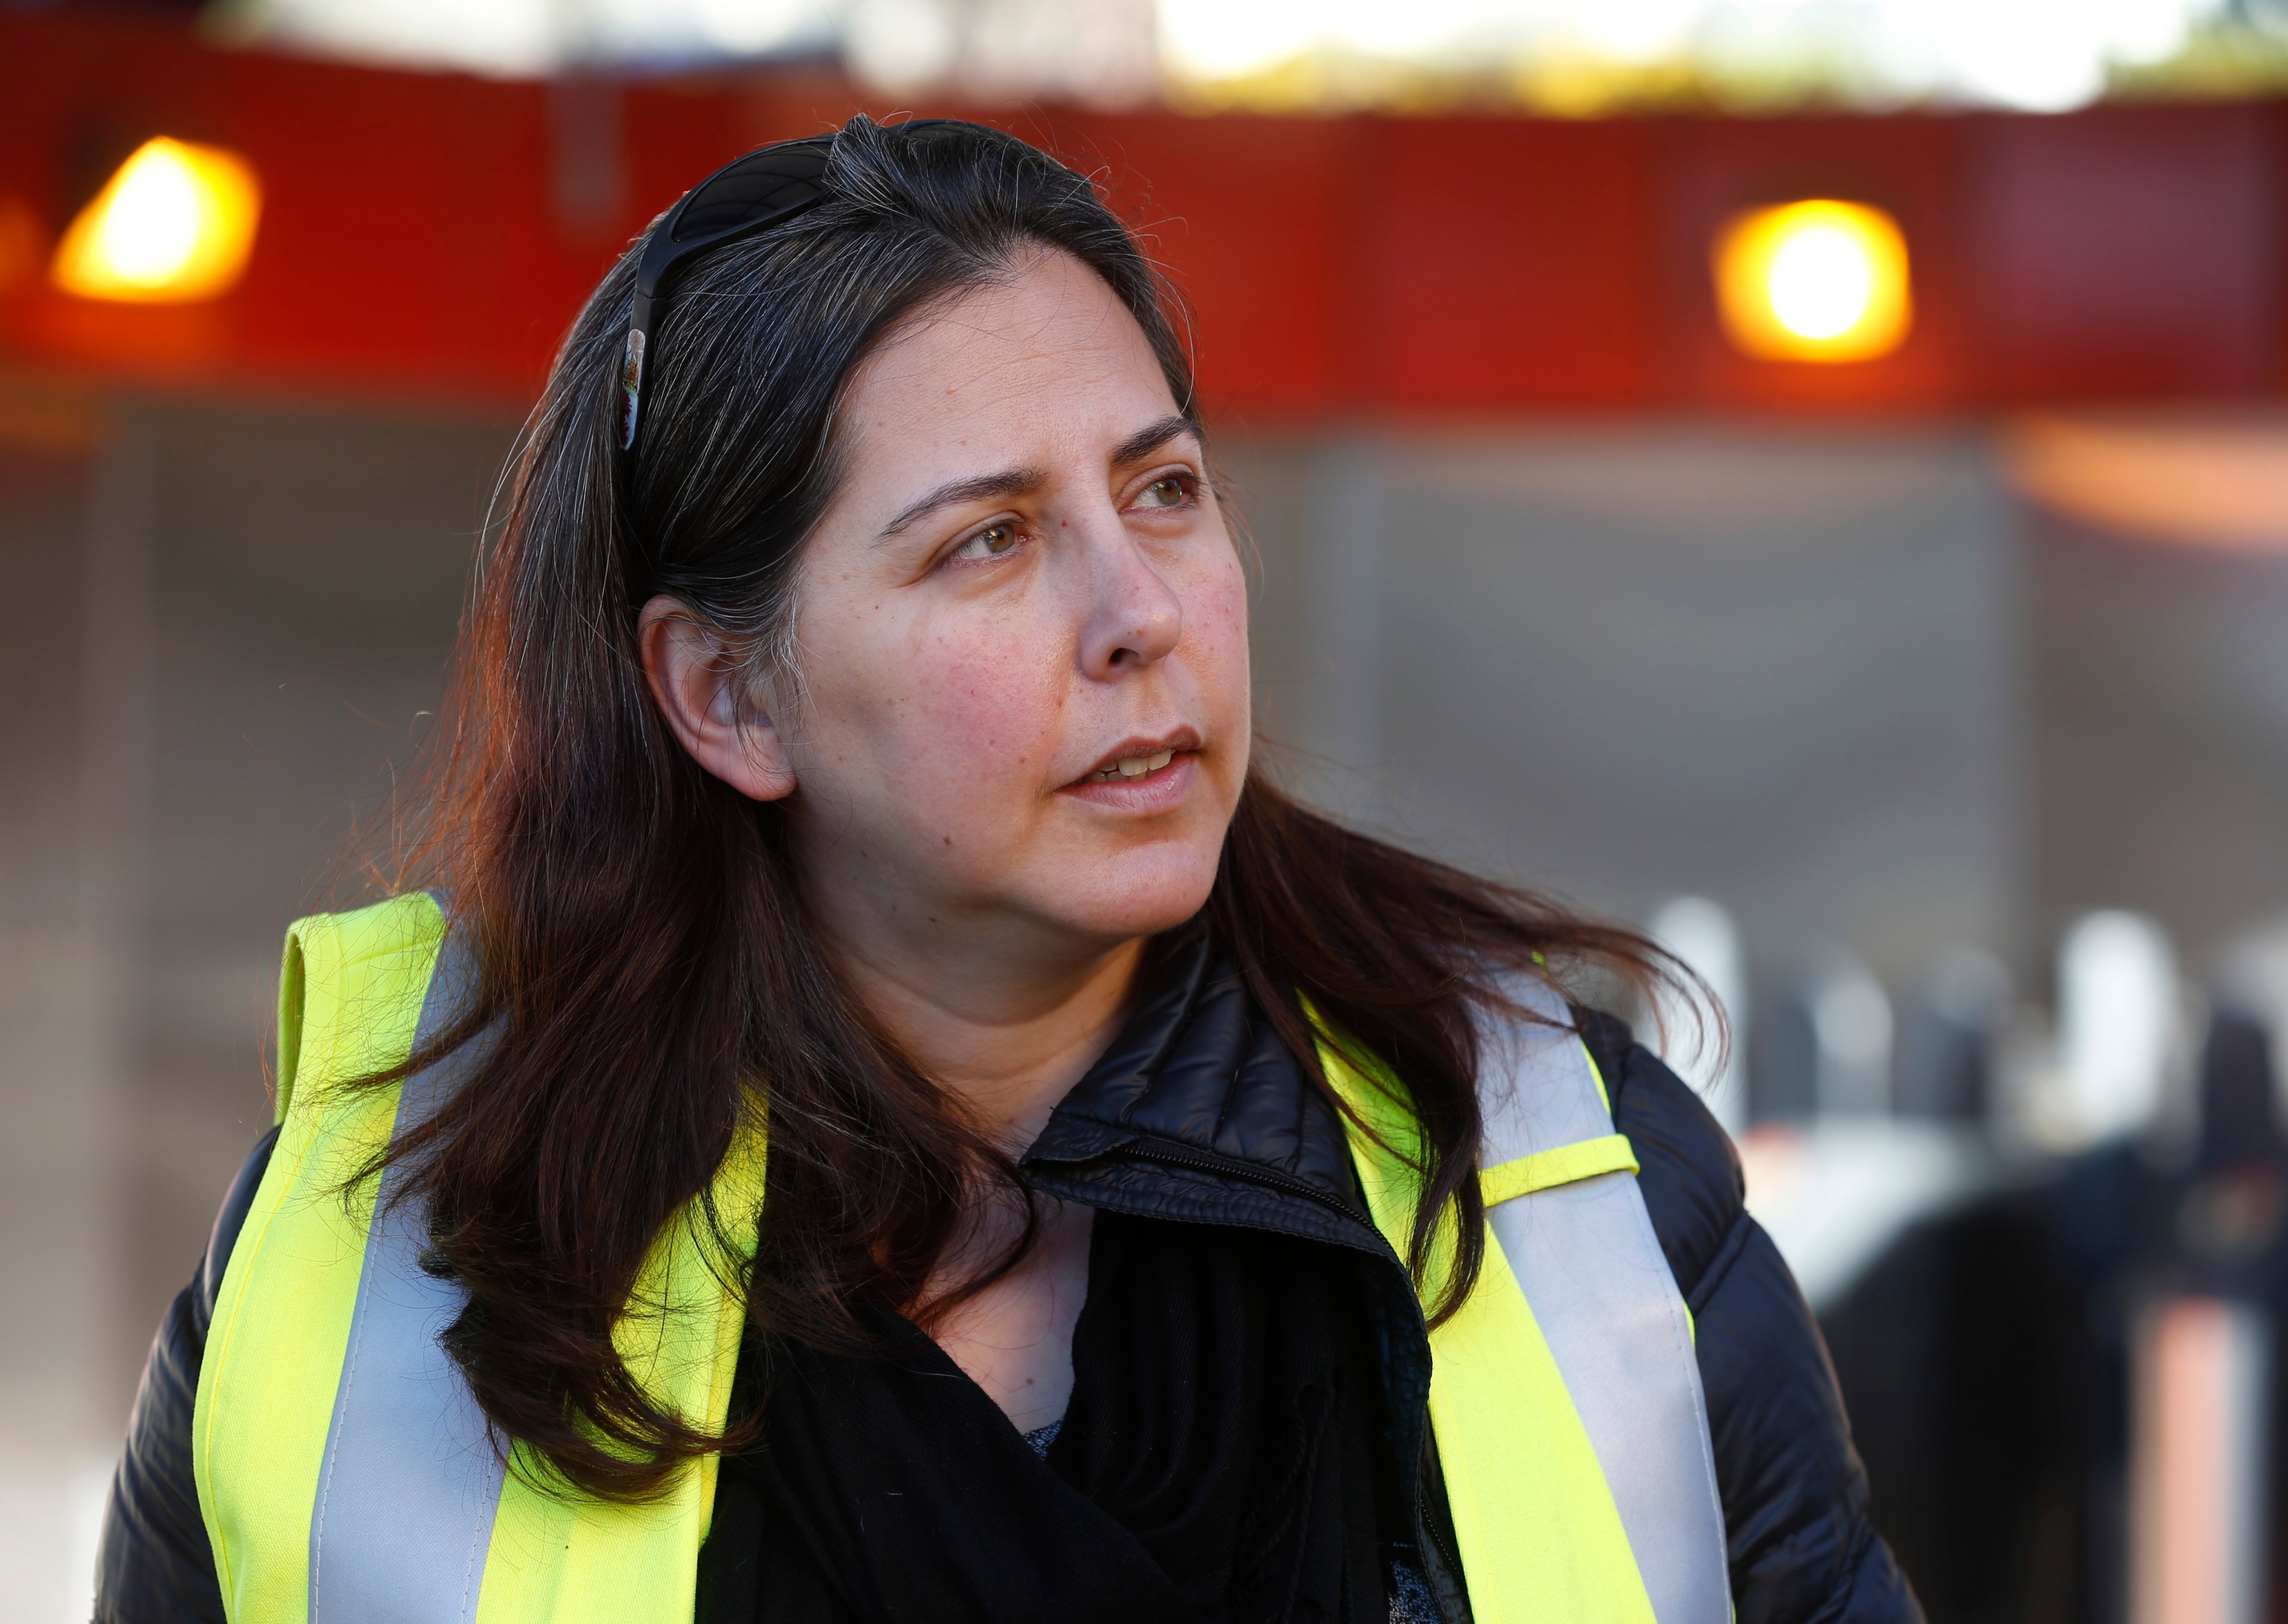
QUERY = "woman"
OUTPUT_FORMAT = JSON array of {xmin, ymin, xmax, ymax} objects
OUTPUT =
[{"xmin": 98, "ymin": 117, "xmax": 1917, "ymax": 1624}]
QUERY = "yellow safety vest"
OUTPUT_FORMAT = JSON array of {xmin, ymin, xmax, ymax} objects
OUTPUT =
[{"xmin": 196, "ymin": 892, "xmax": 1728, "ymax": 1624}]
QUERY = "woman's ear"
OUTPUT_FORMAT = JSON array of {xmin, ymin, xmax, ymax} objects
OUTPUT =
[{"xmin": 638, "ymin": 595, "xmax": 797, "ymax": 801}]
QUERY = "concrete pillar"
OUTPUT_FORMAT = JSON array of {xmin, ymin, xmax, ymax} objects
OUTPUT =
[{"xmin": 0, "ymin": 399, "xmax": 151, "ymax": 1620}]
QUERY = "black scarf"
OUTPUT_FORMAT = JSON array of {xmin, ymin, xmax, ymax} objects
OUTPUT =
[
  {"xmin": 699, "ymin": 1205, "xmax": 1399, "ymax": 1623},
  {"xmin": 697, "ymin": 931, "xmax": 1454, "ymax": 1624}
]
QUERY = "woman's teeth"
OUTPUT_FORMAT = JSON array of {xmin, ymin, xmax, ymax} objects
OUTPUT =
[{"xmin": 1087, "ymin": 749, "xmax": 1176, "ymax": 783}]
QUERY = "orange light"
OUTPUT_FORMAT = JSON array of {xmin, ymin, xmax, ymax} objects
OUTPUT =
[
  {"xmin": 51, "ymin": 138, "xmax": 262, "ymax": 303},
  {"xmin": 1713, "ymin": 200, "xmax": 1911, "ymax": 365}
]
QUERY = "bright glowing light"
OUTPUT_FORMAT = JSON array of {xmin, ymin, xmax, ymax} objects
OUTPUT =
[
  {"xmin": 1768, "ymin": 225, "xmax": 1877, "ymax": 338},
  {"xmin": 1713, "ymin": 199, "xmax": 1911, "ymax": 364},
  {"xmin": 693, "ymin": 0, "xmax": 807, "ymax": 52},
  {"xmin": 1158, "ymin": 0, "xmax": 1316, "ymax": 79},
  {"xmin": 844, "ymin": 0, "xmax": 959, "ymax": 89},
  {"xmin": 1574, "ymin": 0, "xmax": 1704, "ymax": 63},
  {"xmin": 1154, "ymin": 0, "xmax": 2225, "ymax": 111},
  {"xmin": 51, "ymin": 138, "xmax": 262, "ymax": 303},
  {"xmin": 219, "ymin": 0, "xmax": 2231, "ymax": 108}
]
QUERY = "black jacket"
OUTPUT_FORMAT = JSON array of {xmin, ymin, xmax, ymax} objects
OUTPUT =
[{"xmin": 98, "ymin": 948, "xmax": 1919, "ymax": 1624}]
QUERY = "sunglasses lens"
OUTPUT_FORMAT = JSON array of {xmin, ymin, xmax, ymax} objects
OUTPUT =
[{"xmin": 672, "ymin": 147, "xmax": 831, "ymax": 244}]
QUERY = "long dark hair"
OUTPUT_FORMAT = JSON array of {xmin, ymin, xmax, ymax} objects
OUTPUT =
[{"xmin": 379, "ymin": 115, "xmax": 1677, "ymax": 1502}]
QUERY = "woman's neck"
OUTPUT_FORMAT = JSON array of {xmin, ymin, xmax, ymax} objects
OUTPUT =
[{"xmin": 828, "ymin": 913, "xmax": 1147, "ymax": 1149}]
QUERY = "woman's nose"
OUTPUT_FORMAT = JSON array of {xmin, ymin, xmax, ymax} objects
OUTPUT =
[{"xmin": 1077, "ymin": 521, "xmax": 1183, "ymax": 679}]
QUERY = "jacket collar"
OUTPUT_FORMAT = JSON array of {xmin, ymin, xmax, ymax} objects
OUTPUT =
[{"xmin": 1022, "ymin": 920, "xmax": 1375, "ymax": 1248}]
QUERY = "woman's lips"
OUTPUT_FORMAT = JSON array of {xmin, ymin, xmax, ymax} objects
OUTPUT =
[
  {"xmin": 1071, "ymin": 727, "xmax": 1204, "ymax": 785},
  {"xmin": 1058, "ymin": 749, "xmax": 1196, "ymax": 811},
  {"xmin": 1081, "ymin": 747, "xmax": 1176, "ymax": 784}
]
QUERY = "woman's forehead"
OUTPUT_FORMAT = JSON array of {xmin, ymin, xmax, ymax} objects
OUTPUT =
[{"xmin": 843, "ymin": 252, "xmax": 1175, "ymax": 457}]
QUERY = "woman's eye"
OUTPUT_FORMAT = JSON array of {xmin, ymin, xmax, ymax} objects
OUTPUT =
[
  {"xmin": 1134, "ymin": 474, "xmax": 1192, "ymax": 510},
  {"xmin": 949, "ymin": 523, "xmax": 1019, "ymax": 562}
]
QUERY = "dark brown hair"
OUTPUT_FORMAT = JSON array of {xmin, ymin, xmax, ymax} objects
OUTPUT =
[{"xmin": 380, "ymin": 115, "xmax": 1677, "ymax": 1502}]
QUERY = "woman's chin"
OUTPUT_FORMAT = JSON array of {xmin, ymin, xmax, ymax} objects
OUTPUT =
[{"xmin": 1031, "ymin": 847, "xmax": 1221, "ymax": 945}]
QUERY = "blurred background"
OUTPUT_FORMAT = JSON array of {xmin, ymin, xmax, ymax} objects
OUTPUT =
[{"xmin": 8, "ymin": 0, "xmax": 2288, "ymax": 1618}]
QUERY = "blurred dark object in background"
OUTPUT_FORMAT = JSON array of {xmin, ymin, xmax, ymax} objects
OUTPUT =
[
  {"xmin": 1824, "ymin": 1000, "xmax": 2288, "ymax": 1624},
  {"xmin": 1895, "ymin": 953, "xmax": 2013, "ymax": 1124},
  {"xmin": 1823, "ymin": 1185, "xmax": 2081, "ymax": 1624}
]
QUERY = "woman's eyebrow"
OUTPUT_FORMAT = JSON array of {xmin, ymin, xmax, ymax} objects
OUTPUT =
[
  {"xmin": 878, "ymin": 466, "xmax": 1046, "ymax": 539},
  {"xmin": 1112, "ymin": 413, "xmax": 1201, "ymax": 468},
  {"xmin": 875, "ymin": 415, "xmax": 1200, "ymax": 541}
]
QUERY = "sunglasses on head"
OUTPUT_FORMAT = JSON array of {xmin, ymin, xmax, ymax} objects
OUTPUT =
[{"xmin": 618, "ymin": 120, "xmax": 963, "ymax": 462}]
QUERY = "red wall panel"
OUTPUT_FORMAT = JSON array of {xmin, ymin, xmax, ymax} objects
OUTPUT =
[
  {"xmin": 1970, "ymin": 106, "xmax": 2280, "ymax": 399},
  {"xmin": 1378, "ymin": 118, "xmax": 1656, "ymax": 410},
  {"xmin": 1074, "ymin": 113, "xmax": 1360, "ymax": 420},
  {"xmin": 1, "ymin": 8, "xmax": 2283, "ymax": 419}
]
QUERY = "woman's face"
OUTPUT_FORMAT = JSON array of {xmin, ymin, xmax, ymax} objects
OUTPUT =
[{"xmin": 658, "ymin": 248, "xmax": 1250, "ymax": 964}]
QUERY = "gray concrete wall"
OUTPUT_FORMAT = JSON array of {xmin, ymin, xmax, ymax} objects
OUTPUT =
[
  {"xmin": 2028, "ymin": 509, "xmax": 2288, "ymax": 975},
  {"xmin": 0, "ymin": 427, "xmax": 113, "ymax": 1616},
  {"xmin": 131, "ymin": 399, "xmax": 512, "ymax": 1334},
  {"xmin": 1227, "ymin": 424, "xmax": 2022, "ymax": 991},
  {"xmin": 0, "ymin": 391, "xmax": 509, "ymax": 1620}
]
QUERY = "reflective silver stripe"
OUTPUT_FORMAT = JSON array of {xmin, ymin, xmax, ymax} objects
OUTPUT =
[
  {"xmin": 310, "ymin": 930, "xmax": 503, "ymax": 1624},
  {"xmin": 1478, "ymin": 977, "xmax": 1731, "ymax": 1624}
]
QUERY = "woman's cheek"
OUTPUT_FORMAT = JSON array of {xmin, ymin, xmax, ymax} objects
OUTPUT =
[
  {"xmin": 897, "ymin": 628, "xmax": 1065, "ymax": 795},
  {"xmin": 1185, "ymin": 554, "xmax": 1252, "ymax": 724}
]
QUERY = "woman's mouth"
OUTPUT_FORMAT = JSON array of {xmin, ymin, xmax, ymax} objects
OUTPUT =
[
  {"xmin": 1061, "ymin": 731, "xmax": 1202, "ymax": 809},
  {"xmin": 1081, "ymin": 749, "xmax": 1176, "ymax": 784}
]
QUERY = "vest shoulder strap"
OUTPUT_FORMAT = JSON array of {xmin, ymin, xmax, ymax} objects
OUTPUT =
[
  {"xmin": 1320, "ymin": 976, "xmax": 1731, "ymax": 1624},
  {"xmin": 200, "ymin": 892, "xmax": 452, "ymax": 1624},
  {"xmin": 274, "ymin": 890, "xmax": 451, "ymax": 1122},
  {"xmin": 201, "ymin": 894, "xmax": 762, "ymax": 1624},
  {"xmin": 1474, "ymin": 976, "xmax": 1732, "ymax": 1624}
]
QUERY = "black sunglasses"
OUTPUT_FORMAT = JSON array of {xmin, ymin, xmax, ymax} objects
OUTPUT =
[{"xmin": 618, "ymin": 121, "xmax": 961, "ymax": 461}]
